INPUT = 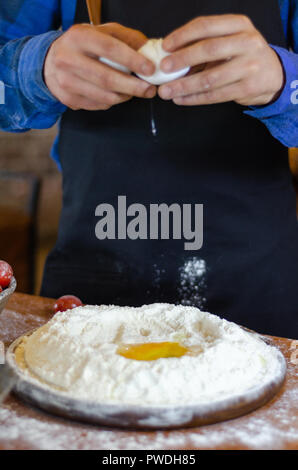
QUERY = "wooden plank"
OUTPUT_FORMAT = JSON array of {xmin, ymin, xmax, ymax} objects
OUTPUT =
[{"xmin": 0, "ymin": 293, "xmax": 297, "ymax": 450}]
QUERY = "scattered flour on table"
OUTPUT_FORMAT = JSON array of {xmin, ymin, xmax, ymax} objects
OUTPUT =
[
  {"xmin": 0, "ymin": 309, "xmax": 45, "ymax": 346},
  {"xmin": 22, "ymin": 303, "xmax": 283, "ymax": 406},
  {"xmin": 0, "ymin": 362, "xmax": 297, "ymax": 449}
]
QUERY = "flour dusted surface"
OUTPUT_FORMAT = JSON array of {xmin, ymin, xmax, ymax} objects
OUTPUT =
[{"xmin": 23, "ymin": 303, "xmax": 283, "ymax": 406}]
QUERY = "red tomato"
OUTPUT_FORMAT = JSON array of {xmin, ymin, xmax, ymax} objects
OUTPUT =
[
  {"xmin": 0, "ymin": 260, "xmax": 13, "ymax": 288},
  {"xmin": 0, "ymin": 286, "xmax": 3, "ymax": 294},
  {"xmin": 54, "ymin": 295, "xmax": 83, "ymax": 313}
]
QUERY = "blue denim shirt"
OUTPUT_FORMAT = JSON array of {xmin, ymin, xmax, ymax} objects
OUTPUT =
[{"xmin": 0, "ymin": 0, "xmax": 297, "ymax": 168}]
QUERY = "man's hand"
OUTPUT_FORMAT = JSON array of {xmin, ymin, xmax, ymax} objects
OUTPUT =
[
  {"xmin": 158, "ymin": 15, "xmax": 285, "ymax": 107},
  {"xmin": 44, "ymin": 23, "xmax": 156, "ymax": 110}
]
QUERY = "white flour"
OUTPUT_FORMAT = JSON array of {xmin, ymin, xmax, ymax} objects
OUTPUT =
[
  {"xmin": 0, "ymin": 361, "xmax": 297, "ymax": 450},
  {"xmin": 178, "ymin": 258, "xmax": 207, "ymax": 309},
  {"xmin": 23, "ymin": 303, "xmax": 283, "ymax": 406}
]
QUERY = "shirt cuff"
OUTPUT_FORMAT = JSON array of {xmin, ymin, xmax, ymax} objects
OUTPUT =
[
  {"xmin": 245, "ymin": 45, "xmax": 297, "ymax": 120},
  {"xmin": 18, "ymin": 30, "xmax": 66, "ymax": 114}
]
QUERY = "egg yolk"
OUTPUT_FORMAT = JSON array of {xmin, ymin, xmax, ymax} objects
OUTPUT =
[{"xmin": 117, "ymin": 341, "xmax": 189, "ymax": 361}]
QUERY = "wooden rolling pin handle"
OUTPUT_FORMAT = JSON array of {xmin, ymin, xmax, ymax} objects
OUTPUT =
[{"xmin": 86, "ymin": 0, "xmax": 102, "ymax": 25}]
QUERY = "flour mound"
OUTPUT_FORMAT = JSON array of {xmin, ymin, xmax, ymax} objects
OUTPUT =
[{"xmin": 23, "ymin": 304, "xmax": 283, "ymax": 405}]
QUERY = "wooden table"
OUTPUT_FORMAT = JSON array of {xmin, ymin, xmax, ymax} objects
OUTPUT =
[{"xmin": 0, "ymin": 293, "xmax": 297, "ymax": 450}]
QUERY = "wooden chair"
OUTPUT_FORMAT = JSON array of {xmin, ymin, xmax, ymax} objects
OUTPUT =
[{"xmin": 0, "ymin": 172, "xmax": 40, "ymax": 294}]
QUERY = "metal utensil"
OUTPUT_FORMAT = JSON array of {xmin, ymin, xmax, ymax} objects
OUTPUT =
[
  {"xmin": 86, "ymin": 0, "xmax": 102, "ymax": 25},
  {"xmin": 0, "ymin": 364, "xmax": 17, "ymax": 404},
  {"xmin": 0, "ymin": 277, "xmax": 17, "ymax": 316}
]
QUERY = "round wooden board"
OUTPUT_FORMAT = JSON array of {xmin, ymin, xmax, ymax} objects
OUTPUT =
[{"xmin": 6, "ymin": 332, "xmax": 287, "ymax": 430}]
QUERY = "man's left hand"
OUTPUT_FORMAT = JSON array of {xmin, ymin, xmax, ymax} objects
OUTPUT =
[{"xmin": 158, "ymin": 15, "xmax": 285, "ymax": 107}]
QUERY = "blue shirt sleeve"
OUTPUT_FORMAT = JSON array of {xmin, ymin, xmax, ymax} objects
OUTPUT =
[
  {"xmin": 0, "ymin": 1, "xmax": 66, "ymax": 132},
  {"xmin": 245, "ymin": 1, "xmax": 298, "ymax": 148}
]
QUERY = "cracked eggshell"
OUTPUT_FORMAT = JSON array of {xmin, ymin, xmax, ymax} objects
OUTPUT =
[
  {"xmin": 137, "ymin": 38, "xmax": 190, "ymax": 85},
  {"xmin": 99, "ymin": 57, "xmax": 131, "ymax": 74}
]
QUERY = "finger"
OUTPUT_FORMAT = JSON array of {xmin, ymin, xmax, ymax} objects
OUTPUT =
[
  {"xmin": 63, "ymin": 92, "xmax": 130, "ymax": 111},
  {"xmin": 58, "ymin": 73, "xmax": 131, "ymax": 108},
  {"xmin": 159, "ymin": 57, "xmax": 248, "ymax": 100},
  {"xmin": 99, "ymin": 23, "xmax": 148, "ymax": 50},
  {"xmin": 237, "ymin": 93, "xmax": 273, "ymax": 107},
  {"xmin": 163, "ymin": 14, "xmax": 252, "ymax": 52},
  {"xmin": 70, "ymin": 25, "xmax": 155, "ymax": 76},
  {"xmin": 68, "ymin": 54, "xmax": 157, "ymax": 99},
  {"xmin": 57, "ymin": 89, "xmax": 113, "ymax": 111},
  {"xmin": 161, "ymin": 32, "xmax": 254, "ymax": 73},
  {"xmin": 188, "ymin": 63, "xmax": 208, "ymax": 75},
  {"xmin": 68, "ymin": 95, "xmax": 125, "ymax": 111},
  {"xmin": 172, "ymin": 81, "xmax": 245, "ymax": 106}
]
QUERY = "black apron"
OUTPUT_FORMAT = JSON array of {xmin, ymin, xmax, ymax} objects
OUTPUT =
[{"xmin": 41, "ymin": 0, "xmax": 298, "ymax": 338}]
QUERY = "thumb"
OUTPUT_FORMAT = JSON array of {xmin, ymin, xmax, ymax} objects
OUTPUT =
[{"xmin": 98, "ymin": 23, "xmax": 148, "ymax": 51}]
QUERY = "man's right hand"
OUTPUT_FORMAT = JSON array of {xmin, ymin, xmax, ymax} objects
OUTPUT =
[{"xmin": 44, "ymin": 23, "xmax": 156, "ymax": 111}]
